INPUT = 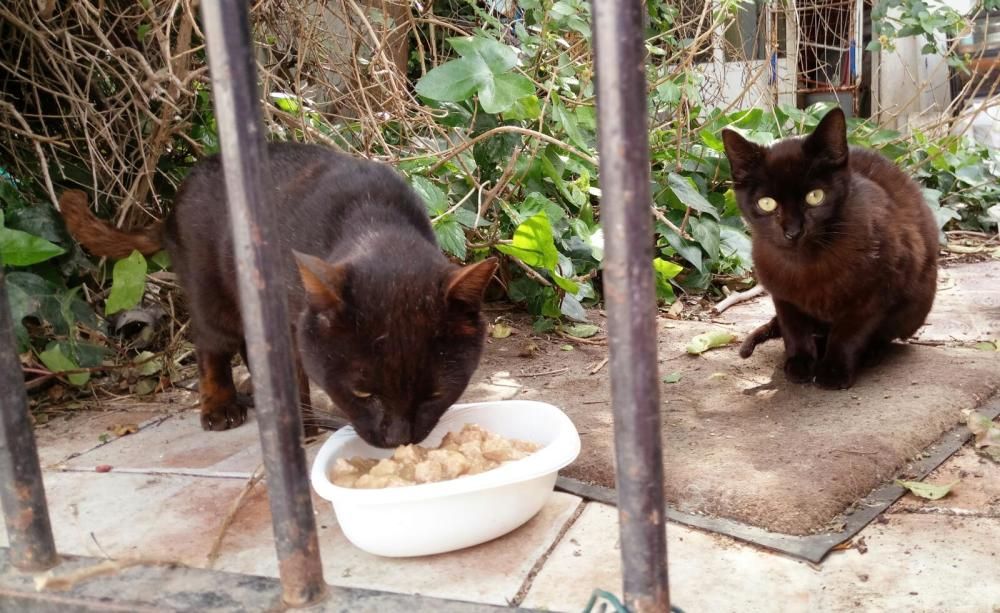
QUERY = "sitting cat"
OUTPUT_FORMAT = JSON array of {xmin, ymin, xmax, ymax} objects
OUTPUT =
[
  {"xmin": 722, "ymin": 107, "xmax": 938, "ymax": 389},
  {"xmin": 60, "ymin": 142, "xmax": 497, "ymax": 447}
]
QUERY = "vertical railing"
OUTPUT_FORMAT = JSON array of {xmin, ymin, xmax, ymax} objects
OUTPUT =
[
  {"xmin": 199, "ymin": 2, "xmax": 326, "ymax": 607},
  {"xmin": 0, "ymin": 265, "xmax": 58, "ymax": 572},
  {"xmin": 591, "ymin": 1, "xmax": 671, "ymax": 611}
]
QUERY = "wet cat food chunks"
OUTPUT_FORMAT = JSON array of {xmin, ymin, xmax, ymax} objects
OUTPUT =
[{"xmin": 330, "ymin": 424, "xmax": 539, "ymax": 489}]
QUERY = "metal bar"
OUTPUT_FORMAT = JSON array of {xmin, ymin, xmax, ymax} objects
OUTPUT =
[
  {"xmin": 589, "ymin": 1, "xmax": 670, "ymax": 611},
  {"xmin": 199, "ymin": 2, "xmax": 326, "ymax": 606},
  {"xmin": 0, "ymin": 268, "xmax": 58, "ymax": 571}
]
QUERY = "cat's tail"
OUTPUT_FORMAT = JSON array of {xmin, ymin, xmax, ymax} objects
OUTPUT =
[
  {"xmin": 739, "ymin": 316, "xmax": 781, "ymax": 358},
  {"xmin": 58, "ymin": 190, "xmax": 164, "ymax": 259}
]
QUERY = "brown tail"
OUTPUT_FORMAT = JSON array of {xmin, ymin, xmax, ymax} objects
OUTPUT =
[
  {"xmin": 739, "ymin": 316, "xmax": 781, "ymax": 358},
  {"xmin": 58, "ymin": 190, "xmax": 163, "ymax": 259}
]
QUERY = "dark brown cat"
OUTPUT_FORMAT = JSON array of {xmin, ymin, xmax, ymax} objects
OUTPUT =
[
  {"xmin": 60, "ymin": 142, "xmax": 497, "ymax": 447},
  {"xmin": 722, "ymin": 107, "xmax": 938, "ymax": 389}
]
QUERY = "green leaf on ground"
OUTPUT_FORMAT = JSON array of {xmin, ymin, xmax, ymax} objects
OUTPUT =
[
  {"xmin": 105, "ymin": 250, "xmax": 147, "ymax": 315},
  {"xmin": 563, "ymin": 323, "xmax": 599, "ymax": 338},
  {"xmin": 39, "ymin": 343, "xmax": 89, "ymax": 386},
  {"xmin": 686, "ymin": 330, "xmax": 736, "ymax": 355},
  {"xmin": 663, "ymin": 372, "xmax": 682, "ymax": 384},
  {"xmin": 894, "ymin": 479, "xmax": 958, "ymax": 500},
  {"xmin": 491, "ymin": 323, "xmax": 513, "ymax": 339}
]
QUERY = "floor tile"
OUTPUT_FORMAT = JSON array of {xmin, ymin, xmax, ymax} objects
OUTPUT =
[
  {"xmin": 211, "ymin": 490, "xmax": 582, "ymax": 606},
  {"xmin": 523, "ymin": 502, "xmax": 818, "ymax": 613}
]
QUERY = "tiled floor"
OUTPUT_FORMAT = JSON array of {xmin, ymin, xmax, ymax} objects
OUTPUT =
[{"xmin": 7, "ymin": 401, "xmax": 997, "ymax": 613}]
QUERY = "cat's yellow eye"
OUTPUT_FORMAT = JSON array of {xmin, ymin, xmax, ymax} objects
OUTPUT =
[
  {"xmin": 757, "ymin": 197, "xmax": 778, "ymax": 213},
  {"xmin": 352, "ymin": 390, "xmax": 372, "ymax": 399},
  {"xmin": 806, "ymin": 189, "xmax": 825, "ymax": 206}
]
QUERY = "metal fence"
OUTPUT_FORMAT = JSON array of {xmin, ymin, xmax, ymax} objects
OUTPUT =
[{"xmin": 0, "ymin": 0, "xmax": 670, "ymax": 610}]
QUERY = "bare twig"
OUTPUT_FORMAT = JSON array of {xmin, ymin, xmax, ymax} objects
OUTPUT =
[{"xmin": 714, "ymin": 285, "xmax": 766, "ymax": 313}]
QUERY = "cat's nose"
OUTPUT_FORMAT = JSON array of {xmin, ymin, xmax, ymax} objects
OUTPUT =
[
  {"xmin": 379, "ymin": 419, "xmax": 412, "ymax": 447},
  {"xmin": 783, "ymin": 227, "xmax": 802, "ymax": 241}
]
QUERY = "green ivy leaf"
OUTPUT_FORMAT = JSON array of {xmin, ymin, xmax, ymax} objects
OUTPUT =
[
  {"xmin": 415, "ymin": 56, "xmax": 490, "ymax": 102},
  {"xmin": 653, "ymin": 258, "xmax": 683, "ymax": 302},
  {"xmin": 448, "ymin": 36, "xmax": 519, "ymax": 73},
  {"xmin": 667, "ymin": 173, "xmax": 720, "ymax": 220},
  {"xmin": 505, "ymin": 94, "xmax": 542, "ymax": 121},
  {"xmin": 39, "ymin": 343, "xmax": 89, "ymax": 386},
  {"xmin": 497, "ymin": 212, "xmax": 559, "ymax": 270},
  {"xmin": 479, "ymin": 72, "xmax": 535, "ymax": 114},
  {"xmin": 0, "ymin": 210, "xmax": 65, "ymax": 266},
  {"xmin": 433, "ymin": 215, "xmax": 467, "ymax": 259},
  {"xmin": 105, "ymin": 250, "xmax": 147, "ymax": 315},
  {"xmin": 552, "ymin": 95, "xmax": 589, "ymax": 151},
  {"xmin": 410, "ymin": 176, "xmax": 449, "ymax": 216},
  {"xmin": 690, "ymin": 217, "xmax": 721, "ymax": 262}
]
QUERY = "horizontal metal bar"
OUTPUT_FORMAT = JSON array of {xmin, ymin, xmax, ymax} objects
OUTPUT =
[
  {"xmin": 590, "ymin": 0, "xmax": 670, "ymax": 611},
  {"xmin": 199, "ymin": 1, "xmax": 325, "ymax": 606},
  {"xmin": 0, "ymin": 548, "xmax": 544, "ymax": 613},
  {"xmin": 0, "ymin": 269, "xmax": 58, "ymax": 572}
]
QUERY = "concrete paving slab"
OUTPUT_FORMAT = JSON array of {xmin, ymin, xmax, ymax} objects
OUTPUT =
[
  {"xmin": 524, "ymin": 502, "xmax": 1000, "ymax": 613},
  {"xmin": 889, "ymin": 445, "xmax": 1000, "ymax": 517},
  {"xmin": 59, "ymin": 411, "xmax": 261, "ymax": 474},
  {"xmin": 818, "ymin": 514, "xmax": 1000, "ymax": 612},
  {"xmin": 523, "ymin": 502, "xmax": 818, "ymax": 613},
  {"xmin": 211, "ymin": 489, "xmax": 582, "ymax": 606},
  {"xmin": 0, "ymin": 471, "xmax": 247, "ymax": 564},
  {"xmin": 33, "ymin": 409, "xmax": 164, "ymax": 467}
]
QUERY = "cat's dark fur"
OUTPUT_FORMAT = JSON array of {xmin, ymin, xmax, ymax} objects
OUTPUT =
[
  {"xmin": 721, "ymin": 108, "xmax": 938, "ymax": 389},
  {"xmin": 60, "ymin": 142, "xmax": 497, "ymax": 447}
]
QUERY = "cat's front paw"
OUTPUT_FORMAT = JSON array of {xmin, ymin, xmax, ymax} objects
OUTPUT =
[
  {"xmin": 783, "ymin": 355, "xmax": 815, "ymax": 384},
  {"xmin": 814, "ymin": 358, "xmax": 855, "ymax": 390},
  {"xmin": 200, "ymin": 399, "xmax": 249, "ymax": 431}
]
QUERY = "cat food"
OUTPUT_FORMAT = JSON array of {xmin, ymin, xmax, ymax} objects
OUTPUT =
[{"xmin": 330, "ymin": 424, "xmax": 539, "ymax": 489}]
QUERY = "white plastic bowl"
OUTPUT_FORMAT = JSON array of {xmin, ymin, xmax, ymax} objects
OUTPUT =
[{"xmin": 310, "ymin": 400, "xmax": 580, "ymax": 557}]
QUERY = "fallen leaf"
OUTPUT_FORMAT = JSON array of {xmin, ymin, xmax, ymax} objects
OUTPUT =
[
  {"xmin": 973, "ymin": 341, "xmax": 997, "ymax": 352},
  {"xmin": 662, "ymin": 372, "xmax": 682, "ymax": 384},
  {"xmin": 967, "ymin": 410, "xmax": 1000, "ymax": 446},
  {"xmin": 95, "ymin": 465, "xmax": 113, "ymax": 473},
  {"xmin": 666, "ymin": 300, "xmax": 684, "ymax": 318},
  {"xmin": 560, "ymin": 344, "xmax": 574, "ymax": 351},
  {"xmin": 135, "ymin": 351, "xmax": 163, "ymax": 376},
  {"xmin": 563, "ymin": 323, "xmax": 600, "ymax": 338},
  {"xmin": 895, "ymin": 479, "xmax": 958, "ymax": 500},
  {"xmin": 491, "ymin": 323, "xmax": 513, "ymax": 339},
  {"xmin": 110, "ymin": 423, "xmax": 139, "ymax": 437},
  {"xmin": 686, "ymin": 330, "xmax": 736, "ymax": 355},
  {"xmin": 133, "ymin": 378, "xmax": 158, "ymax": 396},
  {"xmin": 518, "ymin": 341, "xmax": 539, "ymax": 358},
  {"xmin": 98, "ymin": 433, "xmax": 110, "ymax": 444}
]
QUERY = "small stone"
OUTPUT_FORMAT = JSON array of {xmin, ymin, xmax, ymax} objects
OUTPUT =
[{"xmin": 95, "ymin": 465, "xmax": 113, "ymax": 473}]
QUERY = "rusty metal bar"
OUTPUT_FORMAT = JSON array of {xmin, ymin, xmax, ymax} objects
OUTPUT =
[
  {"xmin": 199, "ymin": 2, "xmax": 326, "ymax": 606},
  {"xmin": 590, "ymin": 1, "xmax": 670, "ymax": 612},
  {"xmin": 0, "ymin": 268, "xmax": 58, "ymax": 571}
]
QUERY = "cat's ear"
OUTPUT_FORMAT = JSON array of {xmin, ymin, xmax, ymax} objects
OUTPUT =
[
  {"xmin": 294, "ymin": 250, "xmax": 348, "ymax": 311},
  {"xmin": 805, "ymin": 107, "xmax": 848, "ymax": 167},
  {"xmin": 445, "ymin": 257, "xmax": 498, "ymax": 309},
  {"xmin": 721, "ymin": 129, "xmax": 764, "ymax": 183}
]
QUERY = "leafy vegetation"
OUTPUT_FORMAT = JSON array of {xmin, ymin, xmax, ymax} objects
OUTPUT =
[{"xmin": 3, "ymin": 0, "xmax": 1000, "ymax": 391}]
